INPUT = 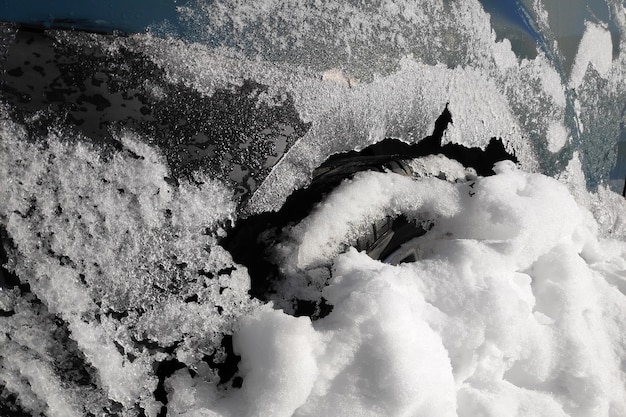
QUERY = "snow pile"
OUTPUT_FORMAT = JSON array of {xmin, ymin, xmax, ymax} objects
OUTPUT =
[
  {"xmin": 269, "ymin": 164, "xmax": 468, "ymax": 306},
  {"xmin": 165, "ymin": 161, "xmax": 626, "ymax": 417}
]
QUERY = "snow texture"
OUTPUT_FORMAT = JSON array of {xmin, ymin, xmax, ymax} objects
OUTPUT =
[
  {"xmin": 0, "ymin": 118, "xmax": 259, "ymax": 416},
  {"xmin": 164, "ymin": 163, "xmax": 626, "ymax": 417},
  {"xmin": 569, "ymin": 21, "xmax": 613, "ymax": 89},
  {"xmin": 2, "ymin": 0, "xmax": 626, "ymax": 416}
]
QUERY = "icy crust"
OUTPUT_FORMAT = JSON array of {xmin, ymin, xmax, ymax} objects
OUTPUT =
[
  {"xmin": 141, "ymin": 0, "xmax": 626, "ymax": 201},
  {"xmin": 16, "ymin": 0, "xmax": 626, "ymax": 196},
  {"xmin": 129, "ymin": 34, "xmax": 572, "ymax": 213},
  {"xmin": 557, "ymin": 153, "xmax": 626, "ymax": 240},
  {"xmin": 0, "ymin": 119, "xmax": 260, "ymax": 416},
  {"xmin": 117, "ymin": 0, "xmax": 577, "ymax": 213},
  {"xmin": 245, "ymin": 56, "xmax": 555, "ymax": 213},
  {"xmin": 176, "ymin": 0, "xmax": 511, "ymax": 76},
  {"xmin": 165, "ymin": 162, "xmax": 626, "ymax": 417},
  {"xmin": 568, "ymin": 16, "xmax": 626, "ymax": 189}
]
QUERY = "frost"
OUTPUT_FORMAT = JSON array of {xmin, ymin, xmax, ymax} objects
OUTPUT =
[
  {"xmin": 117, "ymin": 0, "xmax": 585, "ymax": 212},
  {"xmin": 176, "ymin": 0, "xmax": 501, "ymax": 77}
]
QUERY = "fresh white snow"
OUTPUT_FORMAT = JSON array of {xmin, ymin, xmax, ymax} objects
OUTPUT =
[{"xmin": 165, "ymin": 162, "xmax": 626, "ymax": 417}]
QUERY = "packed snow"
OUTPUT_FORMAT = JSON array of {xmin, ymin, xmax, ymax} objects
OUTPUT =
[{"xmin": 546, "ymin": 121, "xmax": 570, "ymax": 153}]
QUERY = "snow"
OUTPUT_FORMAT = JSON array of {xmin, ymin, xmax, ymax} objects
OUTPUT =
[
  {"xmin": 0, "ymin": 119, "xmax": 259, "ymax": 416},
  {"xmin": 5, "ymin": 65, "xmax": 626, "ymax": 417},
  {"xmin": 569, "ymin": 21, "xmax": 613, "ymax": 89},
  {"xmin": 280, "ymin": 172, "xmax": 459, "ymax": 270},
  {"xmin": 279, "ymin": 163, "xmax": 624, "ymax": 417},
  {"xmin": 232, "ymin": 308, "xmax": 319, "ymax": 417},
  {"xmin": 546, "ymin": 121, "xmax": 570, "ymax": 153},
  {"xmin": 2, "ymin": 0, "xmax": 626, "ymax": 416},
  {"xmin": 162, "ymin": 162, "xmax": 626, "ymax": 417}
]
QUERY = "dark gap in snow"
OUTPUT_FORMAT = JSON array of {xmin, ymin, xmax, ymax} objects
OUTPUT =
[
  {"xmin": 202, "ymin": 335, "xmax": 242, "ymax": 386},
  {"xmin": 154, "ymin": 359, "xmax": 187, "ymax": 417},
  {"xmin": 441, "ymin": 137, "xmax": 517, "ymax": 176},
  {"xmin": 356, "ymin": 216, "xmax": 433, "ymax": 261},
  {"xmin": 221, "ymin": 211, "xmax": 280, "ymax": 301},
  {"xmin": 198, "ymin": 269, "xmax": 215, "ymax": 279},
  {"xmin": 163, "ymin": 177, "xmax": 179, "ymax": 188},
  {"xmin": 113, "ymin": 341, "xmax": 126, "ymax": 357},
  {"xmin": 49, "ymin": 315, "xmax": 101, "ymax": 388},
  {"xmin": 320, "ymin": 127, "xmax": 517, "ymax": 177},
  {"xmin": 0, "ymin": 385, "xmax": 33, "ymax": 417},
  {"xmin": 184, "ymin": 294, "xmax": 199, "ymax": 303},
  {"xmin": 217, "ymin": 266, "xmax": 236, "ymax": 276},
  {"xmin": 105, "ymin": 309, "xmax": 129, "ymax": 321},
  {"xmin": 232, "ymin": 376, "xmax": 243, "ymax": 389},
  {"xmin": 105, "ymin": 401, "xmax": 124, "ymax": 417},
  {"xmin": 0, "ymin": 225, "xmax": 20, "ymax": 290},
  {"xmin": 132, "ymin": 338, "xmax": 181, "ymax": 354},
  {"xmin": 293, "ymin": 298, "xmax": 333, "ymax": 318},
  {"xmin": 18, "ymin": 284, "xmax": 38, "ymax": 301},
  {"xmin": 137, "ymin": 405, "xmax": 149, "ymax": 417}
]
